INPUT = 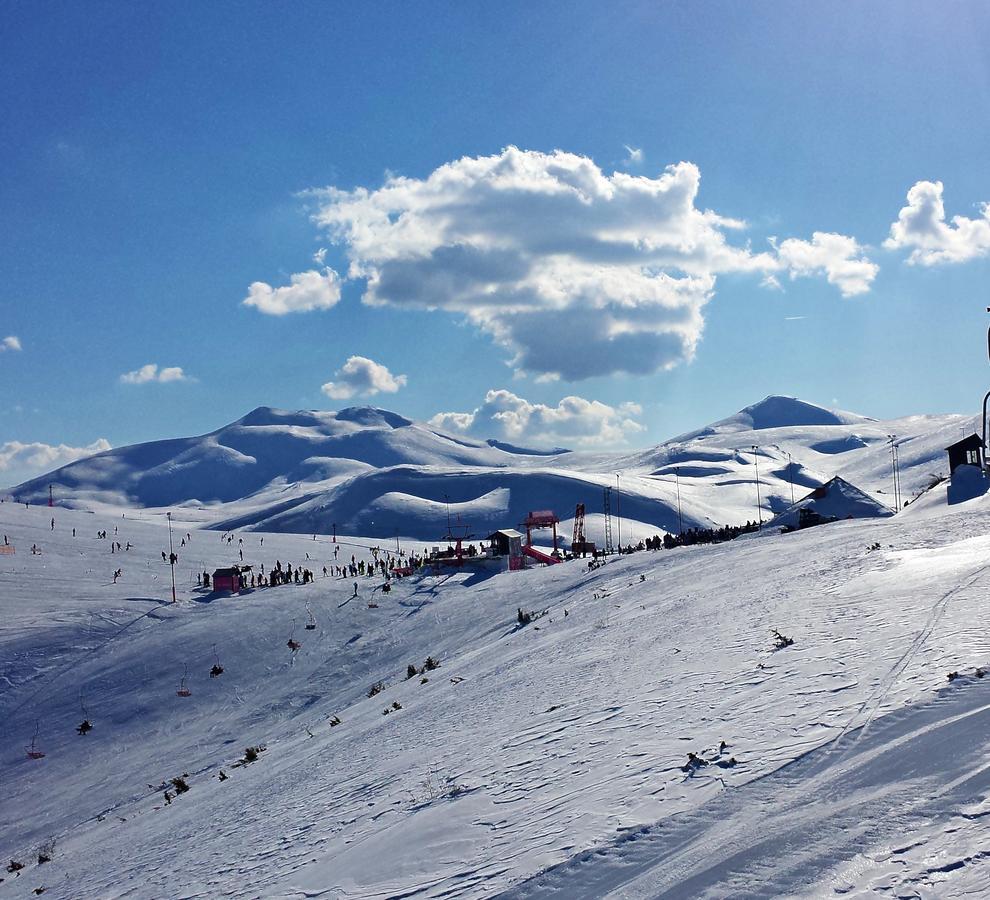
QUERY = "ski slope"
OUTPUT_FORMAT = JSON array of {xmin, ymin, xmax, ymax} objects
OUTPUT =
[{"xmin": 2, "ymin": 474, "xmax": 990, "ymax": 898}]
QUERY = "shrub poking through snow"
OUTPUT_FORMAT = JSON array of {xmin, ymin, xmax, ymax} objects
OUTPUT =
[
  {"xmin": 423, "ymin": 656, "xmax": 440, "ymax": 672},
  {"xmin": 329, "ymin": 715, "xmax": 342, "ymax": 727},
  {"xmin": 368, "ymin": 680, "xmax": 385, "ymax": 698},
  {"xmin": 948, "ymin": 671, "xmax": 960, "ymax": 682},
  {"xmin": 771, "ymin": 629, "xmax": 794, "ymax": 650},
  {"xmin": 392, "ymin": 700, "xmax": 402, "ymax": 710},
  {"xmin": 7, "ymin": 860, "xmax": 24, "ymax": 874},
  {"xmin": 37, "ymin": 839, "xmax": 56, "ymax": 865},
  {"xmin": 517, "ymin": 608, "xmax": 532, "ymax": 626},
  {"xmin": 243, "ymin": 746, "xmax": 260, "ymax": 764},
  {"xmin": 406, "ymin": 664, "xmax": 418, "ymax": 680},
  {"xmin": 170, "ymin": 776, "xmax": 190, "ymax": 794}
]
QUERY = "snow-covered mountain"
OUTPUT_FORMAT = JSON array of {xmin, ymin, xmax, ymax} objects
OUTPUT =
[{"xmin": 9, "ymin": 396, "xmax": 970, "ymax": 542}]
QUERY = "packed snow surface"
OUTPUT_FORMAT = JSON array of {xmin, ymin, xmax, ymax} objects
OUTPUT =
[{"xmin": 2, "ymin": 477, "xmax": 990, "ymax": 898}]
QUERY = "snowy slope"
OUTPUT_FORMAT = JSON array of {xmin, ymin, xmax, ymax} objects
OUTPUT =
[{"xmin": 2, "ymin": 479, "xmax": 990, "ymax": 898}]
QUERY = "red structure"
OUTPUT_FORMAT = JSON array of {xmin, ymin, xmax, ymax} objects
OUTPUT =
[
  {"xmin": 212, "ymin": 566, "xmax": 248, "ymax": 593},
  {"xmin": 521, "ymin": 510, "xmax": 561, "ymax": 559}
]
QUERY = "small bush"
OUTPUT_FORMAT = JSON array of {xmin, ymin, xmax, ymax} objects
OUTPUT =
[
  {"xmin": 170, "ymin": 776, "xmax": 190, "ymax": 794},
  {"xmin": 423, "ymin": 656, "xmax": 440, "ymax": 671},
  {"xmin": 771, "ymin": 629, "xmax": 794, "ymax": 650},
  {"xmin": 7, "ymin": 860, "xmax": 24, "ymax": 874},
  {"xmin": 368, "ymin": 680, "xmax": 385, "ymax": 698},
  {"xmin": 406, "ymin": 664, "xmax": 418, "ymax": 680},
  {"xmin": 517, "ymin": 608, "xmax": 532, "ymax": 626},
  {"xmin": 243, "ymin": 746, "xmax": 259, "ymax": 764},
  {"xmin": 37, "ymin": 839, "xmax": 56, "ymax": 865}
]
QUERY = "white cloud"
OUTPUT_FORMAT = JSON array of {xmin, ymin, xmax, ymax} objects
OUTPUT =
[
  {"xmin": 243, "ymin": 268, "xmax": 341, "ymax": 315},
  {"xmin": 430, "ymin": 389, "xmax": 645, "ymax": 448},
  {"xmin": 884, "ymin": 180, "xmax": 990, "ymax": 265},
  {"xmin": 120, "ymin": 364, "xmax": 191, "ymax": 384},
  {"xmin": 0, "ymin": 437, "xmax": 112, "ymax": 484},
  {"xmin": 308, "ymin": 147, "xmax": 874, "ymax": 380},
  {"xmin": 1, "ymin": 336, "xmax": 22, "ymax": 352},
  {"xmin": 773, "ymin": 232, "xmax": 878, "ymax": 297},
  {"xmin": 623, "ymin": 145, "xmax": 644, "ymax": 166},
  {"xmin": 321, "ymin": 355, "xmax": 407, "ymax": 400}
]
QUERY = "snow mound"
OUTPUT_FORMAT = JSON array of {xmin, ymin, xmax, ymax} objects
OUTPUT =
[{"xmin": 767, "ymin": 475, "xmax": 894, "ymax": 531}]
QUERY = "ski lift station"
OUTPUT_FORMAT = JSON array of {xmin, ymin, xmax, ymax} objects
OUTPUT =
[{"xmin": 212, "ymin": 565, "xmax": 251, "ymax": 593}]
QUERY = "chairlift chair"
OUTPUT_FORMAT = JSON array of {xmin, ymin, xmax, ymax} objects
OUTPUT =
[
  {"xmin": 176, "ymin": 663, "xmax": 192, "ymax": 697},
  {"xmin": 26, "ymin": 722, "xmax": 45, "ymax": 759}
]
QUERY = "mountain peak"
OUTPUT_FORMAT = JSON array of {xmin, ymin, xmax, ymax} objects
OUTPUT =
[
  {"xmin": 736, "ymin": 395, "xmax": 869, "ymax": 430},
  {"xmin": 334, "ymin": 407, "xmax": 413, "ymax": 429}
]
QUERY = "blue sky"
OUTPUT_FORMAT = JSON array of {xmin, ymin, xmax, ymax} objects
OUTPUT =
[{"xmin": 3, "ymin": 1, "xmax": 990, "ymax": 484}]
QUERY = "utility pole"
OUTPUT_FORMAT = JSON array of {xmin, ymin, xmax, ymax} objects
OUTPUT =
[
  {"xmin": 602, "ymin": 486, "xmax": 613, "ymax": 555},
  {"xmin": 675, "ymin": 467, "xmax": 683, "ymax": 536},
  {"xmin": 751, "ymin": 445, "xmax": 762, "ymax": 528},
  {"xmin": 887, "ymin": 435, "xmax": 901, "ymax": 510},
  {"xmin": 167, "ymin": 511, "xmax": 177, "ymax": 604},
  {"xmin": 615, "ymin": 473, "xmax": 621, "ymax": 552},
  {"xmin": 786, "ymin": 451, "xmax": 795, "ymax": 506}
]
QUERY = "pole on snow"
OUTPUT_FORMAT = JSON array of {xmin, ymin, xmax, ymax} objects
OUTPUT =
[
  {"xmin": 751, "ymin": 446, "xmax": 762, "ymax": 528},
  {"xmin": 167, "ymin": 511, "xmax": 177, "ymax": 604}
]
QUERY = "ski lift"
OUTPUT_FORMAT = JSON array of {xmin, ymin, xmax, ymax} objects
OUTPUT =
[
  {"xmin": 287, "ymin": 619, "xmax": 302, "ymax": 651},
  {"xmin": 209, "ymin": 643, "xmax": 224, "ymax": 678},
  {"xmin": 176, "ymin": 663, "xmax": 192, "ymax": 697},
  {"xmin": 26, "ymin": 721, "xmax": 45, "ymax": 759},
  {"xmin": 77, "ymin": 690, "xmax": 94, "ymax": 735},
  {"xmin": 305, "ymin": 605, "xmax": 317, "ymax": 631}
]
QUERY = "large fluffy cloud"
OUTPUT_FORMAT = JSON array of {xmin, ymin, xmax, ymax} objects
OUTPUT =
[
  {"xmin": 321, "ymin": 355, "xmax": 407, "ymax": 400},
  {"xmin": 1, "ymin": 335, "xmax": 22, "ymax": 352},
  {"xmin": 0, "ymin": 438, "xmax": 112, "ymax": 485},
  {"xmin": 305, "ymin": 148, "xmax": 875, "ymax": 380},
  {"xmin": 884, "ymin": 180, "xmax": 990, "ymax": 265},
  {"xmin": 430, "ymin": 389, "xmax": 644, "ymax": 448},
  {"xmin": 120, "ymin": 364, "xmax": 191, "ymax": 384},
  {"xmin": 243, "ymin": 268, "xmax": 341, "ymax": 315}
]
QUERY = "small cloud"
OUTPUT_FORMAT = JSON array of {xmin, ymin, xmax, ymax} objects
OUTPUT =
[
  {"xmin": 242, "ymin": 268, "xmax": 341, "ymax": 316},
  {"xmin": 623, "ymin": 145, "xmax": 644, "ymax": 166},
  {"xmin": 884, "ymin": 180, "xmax": 990, "ymax": 265},
  {"xmin": 120, "ymin": 364, "xmax": 192, "ymax": 385},
  {"xmin": 1, "ymin": 335, "xmax": 22, "ymax": 352},
  {"xmin": 313, "ymin": 247, "xmax": 328, "ymax": 265},
  {"xmin": 321, "ymin": 356, "xmax": 407, "ymax": 401},
  {"xmin": 430, "ymin": 388, "xmax": 645, "ymax": 448},
  {"xmin": 784, "ymin": 315, "xmax": 806, "ymax": 321},
  {"xmin": 773, "ymin": 232, "xmax": 878, "ymax": 297}
]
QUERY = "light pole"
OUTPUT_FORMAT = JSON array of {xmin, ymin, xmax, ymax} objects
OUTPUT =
[
  {"xmin": 615, "ymin": 474, "xmax": 621, "ymax": 552},
  {"xmin": 166, "ymin": 511, "xmax": 177, "ymax": 603},
  {"xmin": 887, "ymin": 435, "xmax": 900, "ymax": 510},
  {"xmin": 751, "ymin": 446, "xmax": 762, "ymax": 528},
  {"xmin": 675, "ymin": 467, "xmax": 683, "ymax": 536},
  {"xmin": 785, "ymin": 451, "xmax": 795, "ymax": 506}
]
